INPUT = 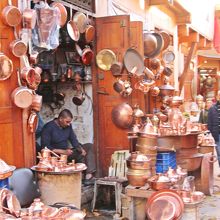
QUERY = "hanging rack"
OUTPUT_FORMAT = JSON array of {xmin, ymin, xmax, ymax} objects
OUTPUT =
[{"xmin": 51, "ymin": 0, "xmax": 95, "ymax": 17}]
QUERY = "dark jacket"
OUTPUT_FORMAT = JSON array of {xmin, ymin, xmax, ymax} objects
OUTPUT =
[{"xmin": 207, "ymin": 103, "xmax": 219, "ymax": 142}]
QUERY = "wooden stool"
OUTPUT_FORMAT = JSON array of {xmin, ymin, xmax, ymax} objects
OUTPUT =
[
  {"xmin": 125, "ymin": 185, "xmax": 154, "ymax": 220},
  {"xmin": 91, "ymin": 178, "xmax": 127, "ymax": 215}
]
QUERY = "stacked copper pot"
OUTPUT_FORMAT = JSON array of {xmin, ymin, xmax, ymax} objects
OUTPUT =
[
  {"xmin": 126, "ymin": 151, "xmax": 152, "ymax": 187},
  {"xmin": 135, "ymin": 134, "xmax": 157, "ymax": 175}
]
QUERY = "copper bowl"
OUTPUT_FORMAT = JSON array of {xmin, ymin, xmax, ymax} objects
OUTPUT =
[
  {"xmin": 148, "ymin": 176, "xmax": 172, "ymax": 191},
  {"xmin": 126, "ymin": 168, "xmax": 151, "ymax": 187},
  {"xmin": 176, "ymin": 153, "xmax": 203, "ymax": 172},
  {"xmin": 126, "ymin": 159, "xmax": 151, "ymax": 170}
]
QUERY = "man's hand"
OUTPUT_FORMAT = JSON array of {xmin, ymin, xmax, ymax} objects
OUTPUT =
[
  {"xmin": 66, "ymin": 148, "xmax": 73, "ymax": 156},
  {"xmin": 81, "ymin": 147, "xmax": 87, "ymax": 156}
]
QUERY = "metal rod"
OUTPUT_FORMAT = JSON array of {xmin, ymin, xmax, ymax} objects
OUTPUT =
[{"xmin": 53, "ymin": 0, "xmax": 95, "ymax": 17}]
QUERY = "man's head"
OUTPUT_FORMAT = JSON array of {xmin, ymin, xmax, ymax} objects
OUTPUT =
[{"xmin": 57, "ymin": 109, "xmax": 73, "ymax": 128}]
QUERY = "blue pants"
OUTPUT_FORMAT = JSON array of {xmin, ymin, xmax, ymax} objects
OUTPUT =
[{"xmin": 215, "ymin": 135, "xmax": 220, "ymax": 167}]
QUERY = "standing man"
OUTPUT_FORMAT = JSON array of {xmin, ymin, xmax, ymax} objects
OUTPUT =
[
  {"xmin": 207, "ymin": 90, "xmax": 220, "ymax": 170},
  {"xmin": 41, "ymin": 109, "xmax": 96, "ymax": 183}
]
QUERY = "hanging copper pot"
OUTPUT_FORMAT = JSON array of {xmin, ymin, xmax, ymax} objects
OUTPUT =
[
  {"xmin": 20, "ymin": 66, "xmax": 41, "ymax": 90},
  {"xmin": 11, "ymin": 87, "xmax": 33, "ymax": 109},
  {"xmin": 67, "ymin": 8, "xmax": 80, "ymax": 41},
  {"xmin": 111, "ymin": 103, "xmax": 133, "ymax": 129},
  {"xmin": 85, "ymin": 25, "xmax": 95, "ymax": 43},
  {"xmin": 28, "ymin": 111, "xmax": 38, "ymax": 133},
  {"xmin": 51, "ymin": 2, "xmax": 67, "ymax": 27},
  {"xmin": 73, "ymin": 12, "xmax": 87, "ymax": 34},
  {"xmin": 72, "ymin": 91, "xmax": 85, "ymax": 106},
  {"xmin": 0, "ymin": 52, "xmax": 13, "ymax": 80},
  {"xmin": 31, "ymin": 94, "xmax": 42, "ymax": 112},
  {"xmin": 10, "ymin": 39, "xmax": 27, "ymax": 57},
  {"xmin": 1, "ymin": 0, "xmax": 22, "ymax": 27}
]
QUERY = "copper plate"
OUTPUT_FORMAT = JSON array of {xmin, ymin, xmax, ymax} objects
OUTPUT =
[
  {"xmin": 96, "ymin": 49, "xmax": 116, "ymax": 71},
  {"xmin": 123, "ymin": 48, "xmax": 145, "ymax": 76},
  {"xmin": 0, "ymin": 53, "xmax": 13, "ymax": 80},
  {"xmin": 146, "ymin": 189, "xmax": 184, "ymax": 220},
  {"xmin": 0, "ymin": 188, "xmax": 8, "ymax": 212}
]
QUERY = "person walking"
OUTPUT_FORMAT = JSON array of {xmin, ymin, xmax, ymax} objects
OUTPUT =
[{"xmin": 207, "ymin": 90, "xmax": 220, "ymax": 172}]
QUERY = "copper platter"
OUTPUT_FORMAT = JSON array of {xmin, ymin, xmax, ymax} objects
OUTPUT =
[
  {"xmin": 146, "ymin": 189, "xmax": 184, "ymax": 220},
  {"xmin": 31, "ymin": 163, "xmax": 87, "ymax": 174}
]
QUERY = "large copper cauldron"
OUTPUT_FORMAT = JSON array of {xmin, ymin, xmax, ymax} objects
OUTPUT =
[
  {"xmin": 111, "ymin": 103, "xmax": 133, "ymax": 129},
  {"xmin": 157, "ymin": 133, "xmax": 199, "ymax": 150}
]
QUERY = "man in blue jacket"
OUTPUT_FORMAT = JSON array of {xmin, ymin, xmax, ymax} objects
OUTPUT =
[
  {"xmin": 208, "ymin": 91, "xmax": 220, "ymax": 170},
  {"xmin": 41, "ymin": 109, "xmax": 96, "ymax": 183}
]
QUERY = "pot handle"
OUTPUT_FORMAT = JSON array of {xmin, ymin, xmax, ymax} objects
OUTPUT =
[{"xmin": 208, "ymin": 155, "xmax": 217, "ymax": 163}]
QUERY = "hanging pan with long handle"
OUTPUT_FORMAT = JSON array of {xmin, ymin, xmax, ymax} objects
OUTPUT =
[
  {"xmin": 9, "ymin": 27, "xmax": 27, "ymax": 58},
  {"xmin": 1, "ymin": 0, "xmax": 22, "ymax": 27},
  {"xmin": 11, "ymin": 69, "xmax": 33, "ymax": 109},
  {"xmin": 67, "ymin": 6, "xmax": 80, "ymax": 42},
  {"xmin": 124, "ymin": 48, "xmax": 154, "ymax": 80}
]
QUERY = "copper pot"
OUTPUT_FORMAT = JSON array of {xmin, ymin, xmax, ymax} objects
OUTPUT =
[
  {"xmin": 159, "ymin": 83, "xmax": 175, "ymax": 96},
  {"xmin": 1, "ymin": 0, "xmax": 22, "ymax": 27},
  {"xmin": 0, "ymin": 52, "xmax": 13, "ymax": 80},
  {"xmin": 126, "ymin": 158, "xmax": 151, "ymax": 170},
  {"xmin": 176, "ymin": 153, "xmax": 203, "ymax": 172},
  {"xmin": 72, "ymin": 92, "xmax": 85, "ymax": 106},
  {"xmin": 136, "ymin": 144, "xmax": 157, "ymax": 155},
  {"xmin": 176, "ymin": 147, "xmax": 199, "ymax": 157},
  {"xmin": 180, "ymin": 133, "xmax": 199, "ymax": 148},
  {"xmin": 31, "ymin": 94, "xmax": 42, "ymax": 112},
  {"xmin": 85, "ymin": 25, "xmax": 95, "ymax": 43},
  {"xmin": 10, "ymin": 39, "xmax": 27, "ymax": 57},
  {"xmin": 126, "ymin": 168, "xmax": 151, "ymax": 187},
  {"xmin": 157, "ymin": 135, "xmax": 181, "ymax": 149},
  {"xmin": 51, "ymin": 2, "xmax": 67, "ymax": 27},
  {"xmin": 28, "ymin": 111, "xmax": 38, "ymax": 133},
  {"xmin": 111, "ymin": 103, "xmax": 133, "ymax": 129},
  {"xmin": 148, "ymin": 176, "xmax": 172, "ymax": 191},
  {"xmin": 136, "ymin": 136, "xmax": 157, "ymax": 149},
  {"xmin": 20, "ymin": 66, "xmax": 41, "ymax": 90},
  {"xmin": 11, "ymin": 87, "xmax": 33, "ymax": 109},
  {"xmin": 67, "ymin": 9, "xmax": 80, "ymax": 41},
  {"xmin": 81, "ymin": 47, "xmax": 94, "ymax": 66},
  {"xmin": 6, "ymin": 191, "xmax": 21, "ymax": 217}
]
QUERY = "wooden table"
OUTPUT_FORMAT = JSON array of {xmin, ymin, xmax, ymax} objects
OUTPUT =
[{"xmin": 125, "ymin": 184, "xmax": 155, "ymax": 220}]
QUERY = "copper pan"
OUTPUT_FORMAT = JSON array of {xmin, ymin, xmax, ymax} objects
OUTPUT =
[
  {"xmin": 73, "ymin": 11, "xmax": 87, "ymax": 33},
  {"xmin": 1, "ymin": 0, "xmax": 22, "ymax": 27},
  {"xmin": 20, "ymin": 66, "xmax": 41, "ymax": 90},
  {"xmin": 96, "ymin": 49, "xmax": 116, "ymax": 71},
  {"xmin": 51, "ymin": 2, "xmax": 67, "ymax": 27},
  {"xmin": 159, "ymin": 30, "xmax": 170, "ymax": 51},
  {"xmin": 124, "ymin": 48, "xmax": 145, "ymax": 76},
  {"xmin": 110, "ymin": 52, "xmax": 123, "ymax": 76},
  {"xmin": 11, "ymin": 86, "xmax": 33, "ymax": 109},
  {"xmin": 67, "ymin": 8, "xmax": 80, "ymax": 41},
  {"xmin": 85, "ymin": 25, "xmax": 95, "ymax": 43},
  {"xmin": 10, "ymin": 39, "xmax": 27, "ymax": 57},
  {"xmin": 0, "ymin": 52, "xmax": 13, "ymax": 80}
]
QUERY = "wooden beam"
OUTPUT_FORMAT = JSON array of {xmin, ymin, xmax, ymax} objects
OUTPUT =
[
  {"xmin": 148, "ymin": 0, "xmax": 172, "ymax": 6},
  {"xmin": 179, "ymin": 32, "xmax": 199, "ymax": 44},
  {"xmin": 176, "ymin": 15, "xmax": 191, "ymax": 24},
  {"xmin": 179, "ymin": 42, "xmax": 197, "ymax": 93},
  {"xmin": 178, "ymin": 25, "xmax": 189, "ymax": 37},
  {"xmin": 198, "ymin": 36, "xmax": 206, "ymax": 48}
]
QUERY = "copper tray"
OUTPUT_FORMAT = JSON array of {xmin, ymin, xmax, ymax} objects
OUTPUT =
[
  {"xmin": 146, "ymin": 189, "xmax": 184, "ymax": 220},
  {"xmin": 31, "ymin": 163, "xmax": 87, "ymax": 174}
]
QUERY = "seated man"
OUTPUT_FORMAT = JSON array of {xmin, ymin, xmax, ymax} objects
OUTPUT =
[{"xmin": 41, "ymin": 109, "xmax": 96, "ymax": 183}]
